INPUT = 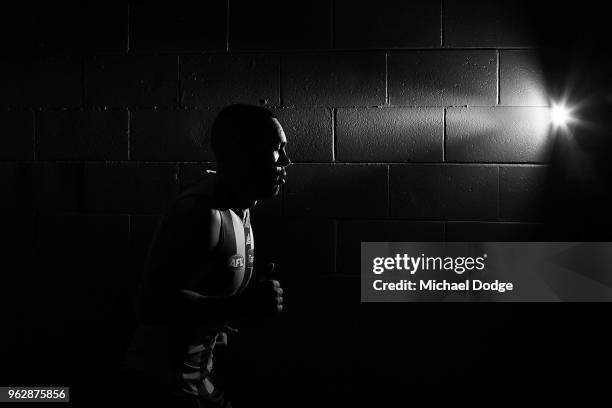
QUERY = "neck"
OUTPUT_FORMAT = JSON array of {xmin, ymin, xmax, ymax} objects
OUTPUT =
[{"xmin": 214, "ymin": 174, "xmax": 257, "ymax": 214}]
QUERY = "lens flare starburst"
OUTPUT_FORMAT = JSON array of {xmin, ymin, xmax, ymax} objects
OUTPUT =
[{"xmin": 551, "ymin": 104, "xmax": 572, "ymax": 128}]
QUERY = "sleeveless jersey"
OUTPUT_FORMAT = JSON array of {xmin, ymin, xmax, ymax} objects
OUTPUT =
[
  {"xmin": 121, "ymin": 181, "xmax": 255, "ymax": 402},
  {"xmin": 179, "ymin": 208, "xmax": 255, "ymax": 399}
]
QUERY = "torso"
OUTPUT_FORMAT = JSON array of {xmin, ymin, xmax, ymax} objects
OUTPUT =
[
  {"xmin": 190, "ymin": 207, "xmax": 254, "ymax": 297},
  {"xmin": 121, "ymin": 177, "xmax": 255, "ymax": 400},
  {"xmin": 180, "ymin": 206, "xmax": 254, "ymax": 398}
]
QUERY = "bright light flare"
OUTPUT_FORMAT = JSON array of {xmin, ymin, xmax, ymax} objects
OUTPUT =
[{"xmin": 550, "ymin": 103, "xmax": 572, "ymax": 128}]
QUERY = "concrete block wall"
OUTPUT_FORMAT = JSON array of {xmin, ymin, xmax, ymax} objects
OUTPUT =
[{"xmin": 0, "ymin": 1, "xmax": 555, "ymax": 402}]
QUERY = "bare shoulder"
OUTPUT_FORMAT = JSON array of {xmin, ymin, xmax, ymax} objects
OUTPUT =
[{"xmin": 163, "ymin": 194, "xmax": 222, "ymax": 251}]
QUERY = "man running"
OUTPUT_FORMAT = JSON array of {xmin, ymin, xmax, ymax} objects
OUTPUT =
[{"xmin": 119, "ymin": 104, "xmax": 290, "ymax": 407}]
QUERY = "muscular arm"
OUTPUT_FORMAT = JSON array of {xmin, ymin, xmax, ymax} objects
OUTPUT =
[
  {"xmin": 136, "ymin": 196, "xmax": 235, "ymax": 326},
  {"xmin": 136, "ymin": 195, "xmax": 282, "ymax": 327}
]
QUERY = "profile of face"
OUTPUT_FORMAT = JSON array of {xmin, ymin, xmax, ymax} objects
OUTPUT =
[{"xmin": 239, "ymin": 117, "xmax": 291, "ymax": 199}]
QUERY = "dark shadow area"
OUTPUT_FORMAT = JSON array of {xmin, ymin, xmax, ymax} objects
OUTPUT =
[
  {"xmin": 2, "ymin": 2, "xmax": 612, "ymax": 407},
  {"xmin": 0, "ymin": 251, "xmax": 140, "ymax": 406}
]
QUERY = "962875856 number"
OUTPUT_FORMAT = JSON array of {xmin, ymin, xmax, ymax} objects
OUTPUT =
[{"xmin": 1, "ymin": 387, "xmax": 69, "ymax": 402}]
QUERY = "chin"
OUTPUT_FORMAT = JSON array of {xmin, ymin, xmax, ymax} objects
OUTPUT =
[{"xmin": 255, "ymin": 184, "xmax": 281, "ymax": 199}]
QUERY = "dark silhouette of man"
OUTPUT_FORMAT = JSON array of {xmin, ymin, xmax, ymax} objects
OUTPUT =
[{"xmin": 119, "ymin": 104, "xmax": 290, "ymax": 407}]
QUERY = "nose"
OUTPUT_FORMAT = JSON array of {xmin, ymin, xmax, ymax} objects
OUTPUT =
[{"xmin": 279, "ymin": 149, "xmax": 291, "ymax": 168}]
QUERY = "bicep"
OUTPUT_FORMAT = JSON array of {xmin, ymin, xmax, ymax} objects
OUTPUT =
[{"xmin": 144, "ymin": 198, "xmax": 221, "ymax": 292}]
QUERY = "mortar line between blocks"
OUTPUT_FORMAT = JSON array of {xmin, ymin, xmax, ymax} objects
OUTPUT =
[
  {"xmin": 226, "ymin": 0, "xmax": 230, "ymax": 52},
  {"xmin": 440, "ymin": 0, "xmax": 444, "ymax": 47},
  {"xmin": 443, "ymin": 108, "xmax": 446, "ymax": 162},
  {"xmin": 126, "ymin": 3, "xmax": 131, "ymax": 53},
  {"xmin": 385, "ymin": 52, "xmax": 389, "ymax": 105},
  {"xmin": 332, "ymin": 108, "xmax": 336, "ymax": 161},
  {"xmin": 497, "ymin": 50, "xmax": 500, "ymax": 105},
  {"xmin": 331, "ymin": 0, "xmax": 335, "ymax": 49}
]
